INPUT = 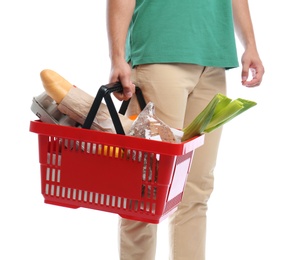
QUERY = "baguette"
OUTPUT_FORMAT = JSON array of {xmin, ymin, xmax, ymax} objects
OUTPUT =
[{"xmin": 40, "ymin": 69, "xmax": 73, "ymax": 103}]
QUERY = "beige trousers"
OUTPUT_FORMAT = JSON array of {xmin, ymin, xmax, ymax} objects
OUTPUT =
[{"xmin": 119, "ymin": 64, "xmax": 226, "ymax": 260}]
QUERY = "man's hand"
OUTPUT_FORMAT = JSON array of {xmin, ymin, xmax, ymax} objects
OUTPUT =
[
  {"xmin": 241, "ymin": 47, "xmax": 265, "ymax": 87},
  {"xmin": 109, "ymin": 59, "xmax": 135, "ymax": 101}
]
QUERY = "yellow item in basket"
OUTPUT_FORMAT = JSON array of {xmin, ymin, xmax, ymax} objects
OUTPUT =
[{"xmin": 98, "ymin": 145, "xmax": 122, "ymax": 158}]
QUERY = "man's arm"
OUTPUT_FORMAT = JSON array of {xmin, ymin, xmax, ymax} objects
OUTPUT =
[
  {"xmin": 106, "ymin": 0, "xmax": 136, "ymax": 100},
  {"xmin": 232, "ymin": 0, "xmax": 264, "ymax": 87}
]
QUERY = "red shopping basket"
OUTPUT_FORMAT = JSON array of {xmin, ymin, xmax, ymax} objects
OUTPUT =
[{"xmin": 29, "ymin": 83, "xmax": 204, "ymax": 223}]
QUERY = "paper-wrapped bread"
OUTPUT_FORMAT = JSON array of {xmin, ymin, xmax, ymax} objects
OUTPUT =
[{"xmin": 40, "ymin": 69, "xmax": 133, "ymax": 133}]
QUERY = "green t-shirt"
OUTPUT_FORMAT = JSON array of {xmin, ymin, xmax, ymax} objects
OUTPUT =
[{"xmin": 126, "ymin": 0, "xmax": 239, "ymax": 69}]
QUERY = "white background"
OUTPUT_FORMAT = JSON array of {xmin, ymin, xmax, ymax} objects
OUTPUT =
[{"xmin": 1, "ymin": 1, "xmax": 292, "ymax": 259}]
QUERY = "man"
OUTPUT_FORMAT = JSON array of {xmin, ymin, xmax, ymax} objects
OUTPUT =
[{"xmin": 106, "ymin": 1, "xmax": 264, "ymax": 259}]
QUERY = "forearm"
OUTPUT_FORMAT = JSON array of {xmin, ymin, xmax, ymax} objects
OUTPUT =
[
  {"xmin": 106, "ymin": 0, "xmax": 135, "ymax": 61},
  {"xmin": 232, "ymin": 0, "xmax": 264, "ymax": 87},
  {"xmin": 232, "ymin": 0, "xmax": 257, "ymax": 50}
]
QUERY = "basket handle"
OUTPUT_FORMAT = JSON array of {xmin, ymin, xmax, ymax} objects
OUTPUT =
[{"xmin": 82, "ymin": 82, "xmax": 146, "ymax": 135}]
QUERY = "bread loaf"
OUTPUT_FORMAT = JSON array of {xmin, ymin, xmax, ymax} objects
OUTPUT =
[{"xmin": 40, "ymin": 69, "xmax": 73, "ymax": 103}]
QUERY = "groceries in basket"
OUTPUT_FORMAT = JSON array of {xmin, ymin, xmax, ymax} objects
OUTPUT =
[
  {"xmin": 32, "ymin": 69, "xmax": 257, "ymax": 145},
  {"xmin": 181, "ymin": 93, "xmax": 257, "ymax": 141},
  {"xmin": 128, "ymin": 102, "xmax": 183, "ymax": 143}
]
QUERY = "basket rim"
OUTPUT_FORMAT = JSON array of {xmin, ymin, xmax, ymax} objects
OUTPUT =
[{"xmin": 30, "ymin": 120, "xmax": 204, "ymax": 155}]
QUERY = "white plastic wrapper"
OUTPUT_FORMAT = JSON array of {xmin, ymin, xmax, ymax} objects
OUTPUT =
[{"xmin": 128, "ymin": 102, "xmax": 183, "ymax": 143}]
